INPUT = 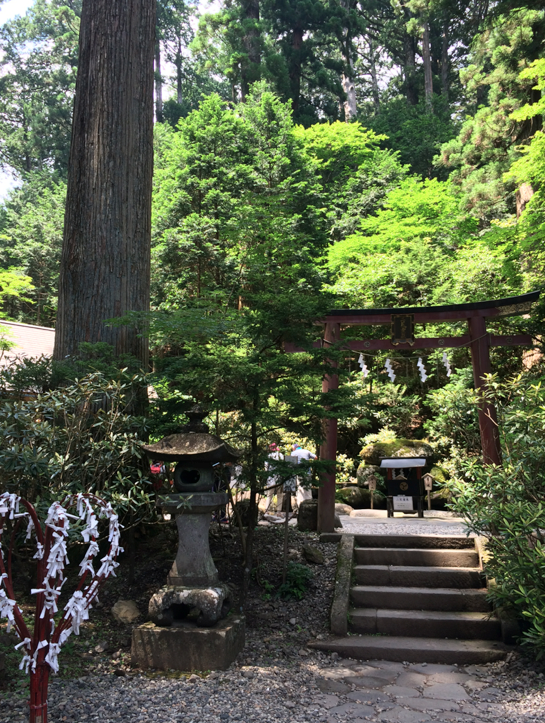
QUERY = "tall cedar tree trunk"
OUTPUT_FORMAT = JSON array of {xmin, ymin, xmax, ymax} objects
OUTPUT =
[
  {"xmin": 290, "ymin": 26, "xmax": 303, "ymax": 112},
  {"xmin": 241, "ymin": 0, "xmax": 260, "ymax": 100},
  {"xmin": 54, "ymin": 0, "xmax": 155, "ymax": 368},
  {"xmin": 155, "ymin": 38, "xmax": 163, "ymax": 122},
  {"xmin": 176, "ymin": 39, "xmax": 183, "ymax": 104},
  {"xmin": 341, "ymin": 39, "xmax": 357, "ymax": 120},
  {"xmin": 441, "ymin": 21, "xmax": 449, "ymax": 100},
  {"xmin": 404, "ymin": 33, "xmax": 418, "ymax": 105},
  {"xmin": 369, "ymin": 39, "xmax": 380, "ymax": 110},
  {"xmin": 422, "ymin": 22, "xmax": 433, "ymax": 109},
  {"xmin": 340, "ymin": 1, "xmax": 356, "ymax": 121}
]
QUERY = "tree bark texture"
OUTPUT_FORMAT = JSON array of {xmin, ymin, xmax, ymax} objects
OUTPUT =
[
  {"xmin": 54, "ymin": 0, "xmax": 155, "ymax": 368},
  {"xmin": 441, "ymin": 21, "xmax": 449, "ymax": 99},
  {"xmin": 155, "ymin": 38, "xmax": 163, "ymax": 123},
  {"xmin": 289, "ymin": 25, "xmax": 303, "ymax": 112},
  {"xmin": 340, "ymin": 1, "xmax": 357, "ymax": 121},
  {"xmin": 341, "ymin": 41, "xmax": 357, "ymax": 120},
  {"xmin": 422, "ymin": 22, "xmax": 433, "ymax": 109},
  {"xmin": 176, "ymin": 39, "xmax": 183, "ymax": 104},
  {"xmin": 241, "ymin": 0, "xmax": 260, "ymax": 100},
  {"xmin": 516, "ymin": 183, "xmax": 534, "ymax": 218},
  {"xmin": 404, "ymin": 33, "xmax": 418, "ymax": 105},
  {"xmin": 369, "ymin": 39, "xmax": 380, "ymax": 110}
]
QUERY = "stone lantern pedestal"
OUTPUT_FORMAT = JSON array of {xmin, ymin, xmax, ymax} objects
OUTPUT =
[{"xmin": 131, "ymin": 408, "xmax": 245, "ymax": 671}]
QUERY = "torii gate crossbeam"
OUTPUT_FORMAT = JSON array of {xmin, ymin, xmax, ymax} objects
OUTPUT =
[{"xmin": 285, "ymin": 291, "xmax": 540, "ymax": 533}]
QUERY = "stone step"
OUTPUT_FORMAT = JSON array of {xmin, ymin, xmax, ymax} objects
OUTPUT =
[
  {"xmin": 349, "ymin": 608, "xmax": 501, "ymax": 640},
  {"xmin": 307, "ymin": 635, "xmax": 509, "ymax": 665},
  {"xmin": 354, "ymin": 534, "xmax": 475, "ymax": 550},
  {"xmin": 354, "ymin": 565, "xmax": 484, "ymax": 589},
  {"xmin": 351, "ymin": 585, "xmax": 490, "ymax": 612},
  {"xmin": 354, "ymin": 547, "xmax": 480, "ymax": 568}
]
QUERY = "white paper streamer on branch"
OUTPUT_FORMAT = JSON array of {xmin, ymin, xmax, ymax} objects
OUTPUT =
[
  {"xmin": 15, "ymin": 637, "xmax": 31, "ymax": 673},
  {"xmin": 25, "ymin": 517, "xmax": 35, "ymax": 541},
  {"xmin": 0, "ymin": 491, "xmax": 123, "ymax": 678},
  {"xmin": 442, "ymin": 351, "xmax": 452, "ymax": 377},
  {"xmin": 0, "ymin": 589, "xmax": 16, "ymax": 628},
  {"xmin": 0, "ymin": 493, "xmax": 20, "ymax": 520},
  {"xmin": 45, "ymin": 642, "xmax": 62, "ymax": 674},
  {"xmin": 417, "ymin": 357, "xmax": 428, "ymax": 383},
  {"xmin": 384, "ymin": 358, "xmax": 396, "ymax": 382},
  {"xmin": 357, "ymin": 354, "xmax": 369, "ymax": 378},
  {"xmin": 64, "ymin": 590, "xmax": 90, "ymax": 635}
]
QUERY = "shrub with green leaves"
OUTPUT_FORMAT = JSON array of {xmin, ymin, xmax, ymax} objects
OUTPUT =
[
  {"xmin": 446, "ymin": 370, "xmax": 545, "ymax": 656},
  {"xmin": 424, "ymin": 368, "xmax": 481, "ymax": 473},
  {"xmin": 0, "ymin": 369, "xmax": 153, "ymax": 526},
  {"xmin": 277, "ymin": 562, "xmax": 313, "ymax": 600}
]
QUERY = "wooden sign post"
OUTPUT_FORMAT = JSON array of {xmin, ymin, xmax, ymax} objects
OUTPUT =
[
  {"xmin": 423, "ymin": 473, "xmax": 434, "ymax": 511},
  {"xmin": 368, "ymin": 475, "xmax": 377, "ymax": 510}
]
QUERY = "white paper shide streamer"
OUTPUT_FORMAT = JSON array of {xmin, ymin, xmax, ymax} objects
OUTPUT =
[
  {"xmin": 357, "ymin": 353, "xmax": 369, "ymax": 378},
  {"xmin": 417, "ymin": 357, "xmax": 428, "ymax": 382},
  {"xmin": 384, "ymin": 358, "xmax": 396, "ymax": 382},
  {"xmin": 0, "ymin": 491, "xmax": 123, "ymax": 678},
  {"xmin": 443, "ymin": 351, "xmax": 452, "ymax": 377}
]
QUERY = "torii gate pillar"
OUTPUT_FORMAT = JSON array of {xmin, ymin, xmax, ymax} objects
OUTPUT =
[{"xmin": 467, "ymin": 316, "xmax": 501, "ymax": 465}]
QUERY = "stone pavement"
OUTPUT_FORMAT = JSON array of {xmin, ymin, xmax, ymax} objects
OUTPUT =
[{"xmin": 312, "ymin": 657, "xmax": 527, "ymax": 723}]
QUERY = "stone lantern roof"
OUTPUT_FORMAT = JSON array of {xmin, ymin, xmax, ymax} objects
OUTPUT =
[{"xmin": 142, "ymin": 406, "xmax": 240, "ymax": 464}]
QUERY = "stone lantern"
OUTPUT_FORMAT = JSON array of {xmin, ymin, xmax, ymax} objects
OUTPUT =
[{"xmin": 131, "ymin": 407, "xmax": 245, "ymax": 671}]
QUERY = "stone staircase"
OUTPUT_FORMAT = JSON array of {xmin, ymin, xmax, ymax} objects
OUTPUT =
[{"xmin": 310, "ymin": 533, "xmax": 510, "ymax": 665}]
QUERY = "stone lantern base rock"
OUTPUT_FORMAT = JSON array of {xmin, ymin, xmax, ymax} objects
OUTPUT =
[
  {"xmin": 149, "ymin": 584, "xmax": 231, "ymax": 627},
  {"xmin": 131, "ymin": 615, "xmax": 245, "ymax": 671}
]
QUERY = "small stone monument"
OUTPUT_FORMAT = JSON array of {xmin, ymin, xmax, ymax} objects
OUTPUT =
[{"xmin": 131, "ymin": 407, "xmax": 245, "ymax": 671}]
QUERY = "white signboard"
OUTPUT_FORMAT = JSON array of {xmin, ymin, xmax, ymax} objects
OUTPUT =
[
  {"xmin": 393, "ymin": 495, "xmax": 413, "ymax": 511},
  {"xmin": 368, "ymin": 476, "xmax": 377, "ymax": 491}
]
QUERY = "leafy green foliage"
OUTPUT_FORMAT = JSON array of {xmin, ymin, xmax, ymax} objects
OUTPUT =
[
  {"xmin": 0, "ymin": 367, "xmax": 152, "ymax": 525},
  {"xmin": 294, "ymin": 121, "xmax": 407, "ymax": 242},
  {"xmin": 504, "ymin": 59, "xmax": 545, "ymax": 265},
  {"xmin": 152, "ymin": 84, "xmax": 325, "ymax": 309},
  {"xmin": 367, "ymin": 96, "xmax": 457, "ymax": 179},
  {"xmin": 0, "ymin": 176, "xmax": 65, "ymax": 324},
  {"xmin": 438, "ymin": 7, "xmax": 545, "ymax": 219},
  {"xmin": 446, "ymin": 371, "xmax": 545, "ymax": 655},
  {"xmin": 277, "ymin": 561, "xmax": 313, "ymax": 600},
  {"xmin": 424, "ymin": 368, "xmax": 481, "ymax": 473},
  {"xmin": 0, "ymin": 0, "xmax": 80, "ymax": 177}
]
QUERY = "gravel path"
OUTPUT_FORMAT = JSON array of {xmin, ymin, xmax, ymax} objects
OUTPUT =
[{"xmin": 2, "ymin": 646, "xmax": 544, "ymax": 723}]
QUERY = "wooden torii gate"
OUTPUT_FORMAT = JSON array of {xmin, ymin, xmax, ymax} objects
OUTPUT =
[{"xmin": 286, "ymin": 290, "xmax": 540, "ymax": 533}]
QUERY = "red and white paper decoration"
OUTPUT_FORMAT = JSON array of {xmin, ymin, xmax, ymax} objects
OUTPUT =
[{"xmin": 0, "ymin": 492, "xmax": 123, "ymax": 676}]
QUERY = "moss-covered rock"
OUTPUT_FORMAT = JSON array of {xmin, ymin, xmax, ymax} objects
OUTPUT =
[
  {"xmin": 336, "ymin": 486, "xmax": 386, "ymax": 509},
  {"xmin": 429, "ymin": 465, "xmax": 449, "ymax": 484},
  {"xmin": 356, "ymin": 464, "xmax": 382, "ymax": 488},
  {"xmin": 359, "ymin": 438, "xmax": 434, "ymax": 466}
]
